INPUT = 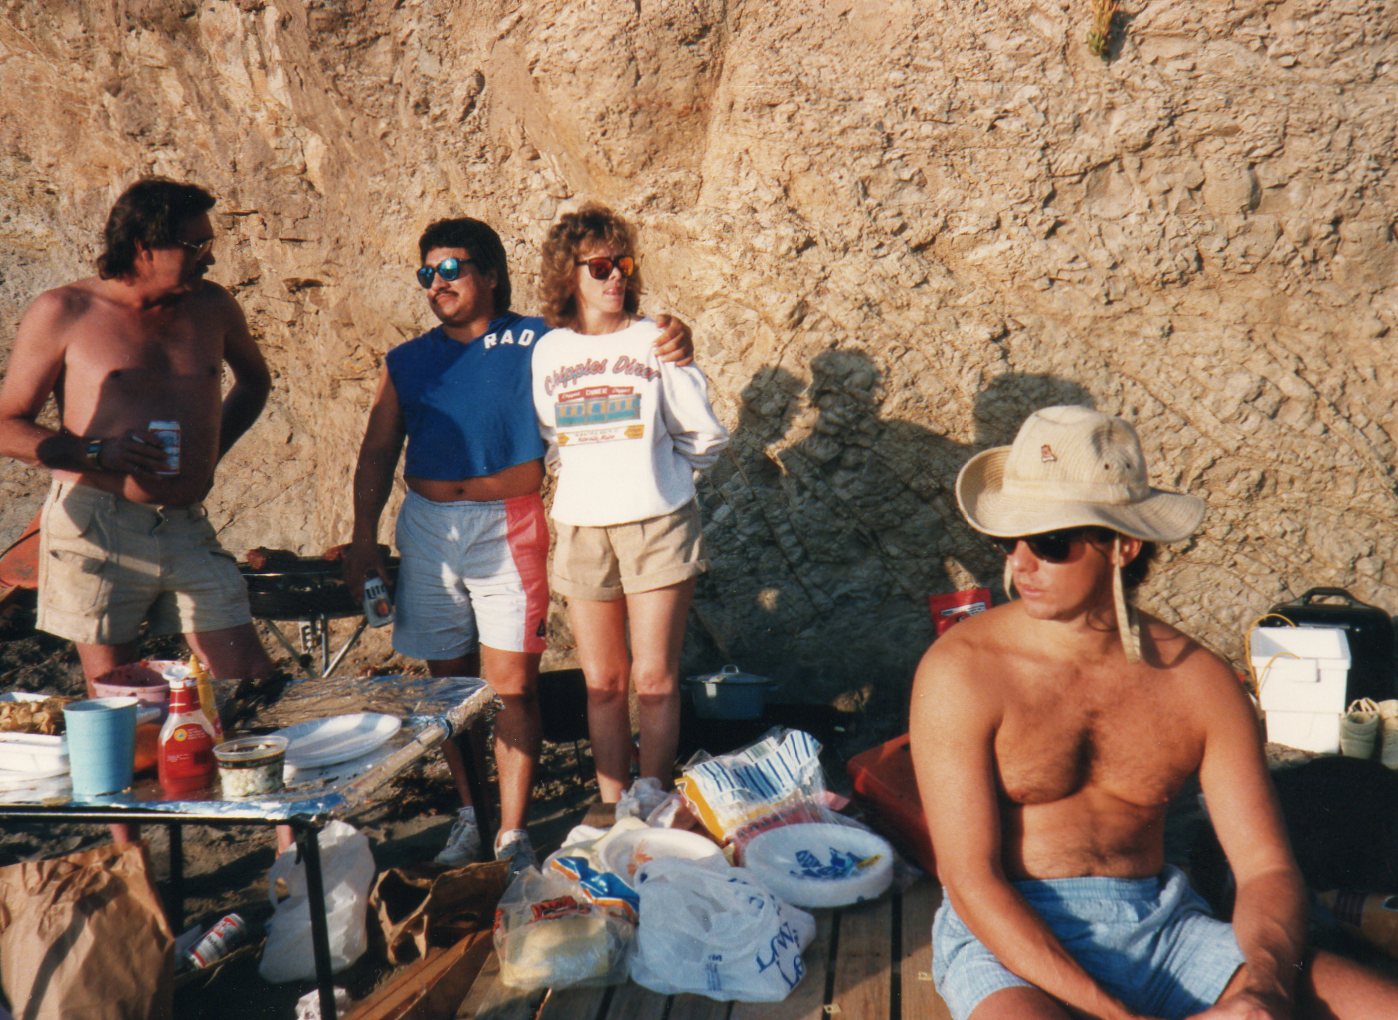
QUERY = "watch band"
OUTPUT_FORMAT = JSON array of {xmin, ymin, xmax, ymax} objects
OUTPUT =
[{"xmin": 84, "ymin": 438, "xmax": 104, "ymax": 469}]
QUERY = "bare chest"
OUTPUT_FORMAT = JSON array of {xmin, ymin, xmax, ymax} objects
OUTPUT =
[
  {"xmin": 995, "ymin": 688, "xmax": 1199, "ymax": 809},
  {"xmin": 63, "ymin": 307, "xmax": 223, "ymax": 394}
]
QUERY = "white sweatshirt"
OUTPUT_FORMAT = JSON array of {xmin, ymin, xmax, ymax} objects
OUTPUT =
[{"xmin": 531, "ymin": 319, "xmax": 729, "ymax": 526}]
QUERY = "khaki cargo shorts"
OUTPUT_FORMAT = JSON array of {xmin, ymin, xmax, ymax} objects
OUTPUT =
[
  {"xmin": 37, "ymin": 481, "xmax": 252, "ymax": 645},
  {"xmin": 551, "ymin": 500, "xmax": 706, "ymax": 601}
]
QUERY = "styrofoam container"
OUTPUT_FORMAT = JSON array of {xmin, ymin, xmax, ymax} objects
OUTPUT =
[
  {"xmin": 1251, "ymin": 626, "xmax": 1351, "ymax": 753},
  {"xmin": 598, "ymin": 826, "xmax": 726, "ymax": 887},
  {"xmin": 0, "ymin": 732, "xmax": 69, "ymax": 776}
]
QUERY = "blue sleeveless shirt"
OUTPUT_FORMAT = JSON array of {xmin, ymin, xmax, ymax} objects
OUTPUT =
[{"xmin": 386, "ymin": 311, "xmax": 548, "ymax": 481}]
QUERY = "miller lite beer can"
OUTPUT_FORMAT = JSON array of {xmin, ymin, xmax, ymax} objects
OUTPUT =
[
  {"xmin": 363, "ymin": 570, "xmax": 394, "ymax": 627},
  {"xmin": 148, "ymin": 419, "xmax": 181, "ymax": 476},
  {"xmin": 185, "ymin": 912, "xmax": 249, "ymax": 969}
]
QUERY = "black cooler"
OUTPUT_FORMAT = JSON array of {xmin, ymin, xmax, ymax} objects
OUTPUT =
[{"xmin": 1262, "ymin": 588, "xmax": 1396, "ymax": 703}]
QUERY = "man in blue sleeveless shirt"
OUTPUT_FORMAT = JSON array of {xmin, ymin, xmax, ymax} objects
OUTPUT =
[{"xmin": 347, "ymin": 217, "xmax": 693, "ymax": 871}]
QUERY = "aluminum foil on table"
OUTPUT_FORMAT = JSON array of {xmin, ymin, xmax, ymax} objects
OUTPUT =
[{"xmin": 0, "ymin": 675, "xmax": 495, "ymax": 825}]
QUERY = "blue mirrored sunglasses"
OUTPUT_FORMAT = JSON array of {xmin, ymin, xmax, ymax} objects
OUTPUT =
[{"xmin": 416, "ymin": 257, "xmax": 469, "ymax": 288}]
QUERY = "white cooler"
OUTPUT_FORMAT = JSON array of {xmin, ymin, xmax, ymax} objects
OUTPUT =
[{"xmin": 1251, "ymin": 625, "xmax": 1351, "ymax": 753}]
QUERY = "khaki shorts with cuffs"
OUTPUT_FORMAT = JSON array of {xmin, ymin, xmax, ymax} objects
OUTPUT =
[
  {"xmin": 552, "ymin": 500, "xmax": 706, "ymax": 601},
  {"xmin": 37, "ymin": 481, "xmax": 252, "ymax": 645}
]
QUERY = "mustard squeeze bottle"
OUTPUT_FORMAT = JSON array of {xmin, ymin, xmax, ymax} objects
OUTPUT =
[{"xmin": 188, "ymin": 653, "xmax": 223, "ymax": 740}]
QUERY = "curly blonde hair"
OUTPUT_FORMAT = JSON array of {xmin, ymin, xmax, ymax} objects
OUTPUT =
[{"xmin": 539, "ymin": 203, "xmax": 643, "ymax": 329}]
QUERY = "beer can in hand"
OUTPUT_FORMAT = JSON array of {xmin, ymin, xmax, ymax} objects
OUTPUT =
[
  {"xmin": 185, "ymin": 912, "xmax": 250, "ymax": 969},
  {"xmin": 362, "ymin": 571, "xmax": 394, "ymax": 627},
  {"xmin": 148, "ymin": 419, "xmax": 181, "ymax": 477}
]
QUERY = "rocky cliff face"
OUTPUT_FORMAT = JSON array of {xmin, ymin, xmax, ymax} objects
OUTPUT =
[{"xmin": 2, "ymin": 1, "xmax": 1395, "ymax": 724}]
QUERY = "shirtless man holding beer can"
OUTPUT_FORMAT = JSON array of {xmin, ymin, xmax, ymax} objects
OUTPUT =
[{"xmin": 0, "ymin": 177, "xmax": 273, "ymax": 691}]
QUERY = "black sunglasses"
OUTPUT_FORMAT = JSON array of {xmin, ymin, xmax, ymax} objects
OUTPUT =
[
  {"xmin": 416, "ymin": 257, "xmax": 469, "ymax": 288},
  {"xmin": 993, "ymin": 528, "xmax": 1109, "ymax": 563},
  {"xmin": 576, "ymin": 255, "xmax": 636, "ymax": 281}
]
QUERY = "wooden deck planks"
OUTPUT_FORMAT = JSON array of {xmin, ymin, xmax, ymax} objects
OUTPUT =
[
  {"xmin": 535, "ymin": 982, "xmax": 611, "ymax": 1020},
  {"xmin": 667, "ymin": 993, "xmax": 737, "ymax": 1020},
  {"xmin": 602, "ymin": 979, "xmax": 671, "ymax": 1019},
  {"xmin": 453, "ymin": 879, "xmax": 956, "ymax": 1020},
  {"xmin": 453, "ymin": 949, "xmax": 545, "ymax": 1019},
  {"xmin": 899, "ymin": 881, "xmax": 951, "ymax": 1020},
  {"xmin": 828, "ymin": 894, "xmax": 895, "ymax": 1018}
]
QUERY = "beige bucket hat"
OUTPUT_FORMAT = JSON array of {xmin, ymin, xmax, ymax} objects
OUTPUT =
[{"xmin": 955, "ymin": 405, "xmax": 1204, "ymax": 541}]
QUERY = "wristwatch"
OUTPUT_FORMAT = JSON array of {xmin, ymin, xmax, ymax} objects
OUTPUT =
[{"xmin": 83, "ymin": 438, "xmax": 104, "ymax": 470}]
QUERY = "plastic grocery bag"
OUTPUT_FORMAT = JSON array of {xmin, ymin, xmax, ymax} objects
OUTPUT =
[
  {"xmin": 259, "ymin": 820, "xmax": 376, "ymax": 983},
  {"xmin": 629, "ymin": 858, "xmax": 816, "ymax": 1001},
  {"xmin": 493, "ymin": 866, "xmax": 633, "ymax": 990},
  {"xmin": 677, "ymin": 728, "xmax": 842, "ymax": 855}
]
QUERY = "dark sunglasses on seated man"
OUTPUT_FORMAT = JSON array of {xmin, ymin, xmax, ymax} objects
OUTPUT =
[
  {"xmin": 993, "ymin": 527, "xmax": 1115, "ymax": 563},
  {"xmin": 575, "ymin": 255, "xmax": 636, "ymax": 280},
  {"xmin": 416, "ymin": 256, "xmax": 470, "ymax": 288}
]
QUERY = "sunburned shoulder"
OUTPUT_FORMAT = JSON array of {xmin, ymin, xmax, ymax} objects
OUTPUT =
[
  {"xmin": 26, "ymin": 278, "xmax": 103, "ymax": 322},
  {"xmin": 186, "ymin": 279, "xmax": 242, "ymax": 314},
  {"xmin": 914, "ymin": 603, "xmax": 1020, "ymax": 692},
  {"xmin": 1136, "ymin": 610, "xmax": 1234, "ymax": 681}
]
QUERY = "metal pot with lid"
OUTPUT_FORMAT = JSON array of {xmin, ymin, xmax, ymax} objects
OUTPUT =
[{"xmin": 682, "ymin": 664, "xmax": 779, "ymax": 720}]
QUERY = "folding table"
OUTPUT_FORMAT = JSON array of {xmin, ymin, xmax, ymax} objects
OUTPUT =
[{"xmin": 0, "ymin": 674, "xmax": 495, "ymax": 1020}]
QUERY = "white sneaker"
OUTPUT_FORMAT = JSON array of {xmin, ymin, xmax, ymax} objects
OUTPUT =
[
  {"xmin": 616, "ymin": 777, "xmax": 669, "ymax": 821},
  {"xmin": 494, "ymin": 828, "xmax": 537, "ymax": 875},
  {"xmin": 434, "ymin": 807, "xmax": 481, "ymax": 866}
]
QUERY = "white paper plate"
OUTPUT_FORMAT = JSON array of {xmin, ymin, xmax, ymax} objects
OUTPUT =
[
  {"xmin": 275, "ymin": 713, "xmax": 402, "ymax": 769},
  {"xmin": 0, "ymin": 692, "xmax": 51, "ymax": 704},
  {"xmin": 742, "ymin": 822, "xmax": 894, "ymax": 908},
  {"xmin": 598, "ymin": 826, "xmax": 726, "ymax": 887}
]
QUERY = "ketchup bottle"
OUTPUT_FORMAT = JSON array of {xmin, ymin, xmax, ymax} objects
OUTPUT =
[{"xmin": 158, "ymin": 678, "xmax": 218, "ymax": 795}]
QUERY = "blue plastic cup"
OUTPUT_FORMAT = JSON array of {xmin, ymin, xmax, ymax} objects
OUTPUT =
[{"xmin": 63, "ymin": 697, "xmax": 139, "ymax": 796}]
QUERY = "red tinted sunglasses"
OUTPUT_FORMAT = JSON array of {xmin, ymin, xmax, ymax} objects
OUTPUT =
[{"xmin": 576, "ymin": 255, "xmax": 636, "ymax": 280}]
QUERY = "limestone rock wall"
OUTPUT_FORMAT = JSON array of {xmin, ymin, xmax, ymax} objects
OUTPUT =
[{"xmin": 2, "ymin": 1, "xmax": 1395, "ymax": 728}]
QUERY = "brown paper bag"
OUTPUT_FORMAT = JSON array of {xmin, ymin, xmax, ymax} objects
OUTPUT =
[
  {"xmin": 0, "ymin": 842, "xmax": 173, "ymax": 1020},
  {"xmin": 369, "ymin": 860, "xmax": 508, "ymax": 965}
]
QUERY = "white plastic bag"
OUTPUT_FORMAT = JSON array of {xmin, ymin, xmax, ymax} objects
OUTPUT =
[
  {"xmin": 259, "ymin": 820, "xmax": 376, "ymax": 983},
  {"xmin": 629, "ymin": 858, "xmax": 816, "ymax": 1002},
  {"xmin": 494, "ymin": 866, "xmax": 634, "ymax": 990},
  {"xmin": 676, "ymin": 728, "xmax": 837, "ymax": 854}
]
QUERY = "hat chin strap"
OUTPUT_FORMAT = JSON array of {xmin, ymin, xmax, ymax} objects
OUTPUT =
[
  {"xmin": 1003, "ymin": 558, "xmax": 1015, "ymax": 600},
  {"xmin": 1112, "ymin": 535, "xmax": 1142, "ymax": 664}
]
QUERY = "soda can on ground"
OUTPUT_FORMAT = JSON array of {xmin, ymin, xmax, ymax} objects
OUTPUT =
[
  {"xmin": 185, "ymin": 912, "xmax": 249, "ymax": 969},
  {"xmin": 148, "ymin": 419, "xmax": 181, "ymax": 477}
]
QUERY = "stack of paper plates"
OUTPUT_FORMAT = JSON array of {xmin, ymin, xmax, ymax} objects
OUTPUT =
[{"xmin": 743, "ymin": 822, "xmax": 894, "ymax": 908}]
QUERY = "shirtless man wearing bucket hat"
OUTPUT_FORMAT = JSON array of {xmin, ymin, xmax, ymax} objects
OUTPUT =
[{"xmin": 910, "ymin": 405, "xmax": 1398, "ymax": 1019}]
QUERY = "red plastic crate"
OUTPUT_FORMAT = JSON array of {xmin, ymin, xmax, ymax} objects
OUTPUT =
[{"xmin": 846, "ymin": 733, "xmax": 936, "ymax": 876}]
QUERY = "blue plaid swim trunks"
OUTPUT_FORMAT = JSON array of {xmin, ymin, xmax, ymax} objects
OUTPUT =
[{"xmin": 932, "ymin": 866, "xmax": 1244, "ymax": 1020}]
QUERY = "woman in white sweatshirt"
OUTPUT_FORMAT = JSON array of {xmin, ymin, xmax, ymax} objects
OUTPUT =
[{"xmin": 532, "ymin": 204, "xmax": 729, "ymax": 815}]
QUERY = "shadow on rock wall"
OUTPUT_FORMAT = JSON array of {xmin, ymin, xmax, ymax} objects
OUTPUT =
[{"xmin": 690, "ymin": 353, "xmax": 1092, "ymax": 739}]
